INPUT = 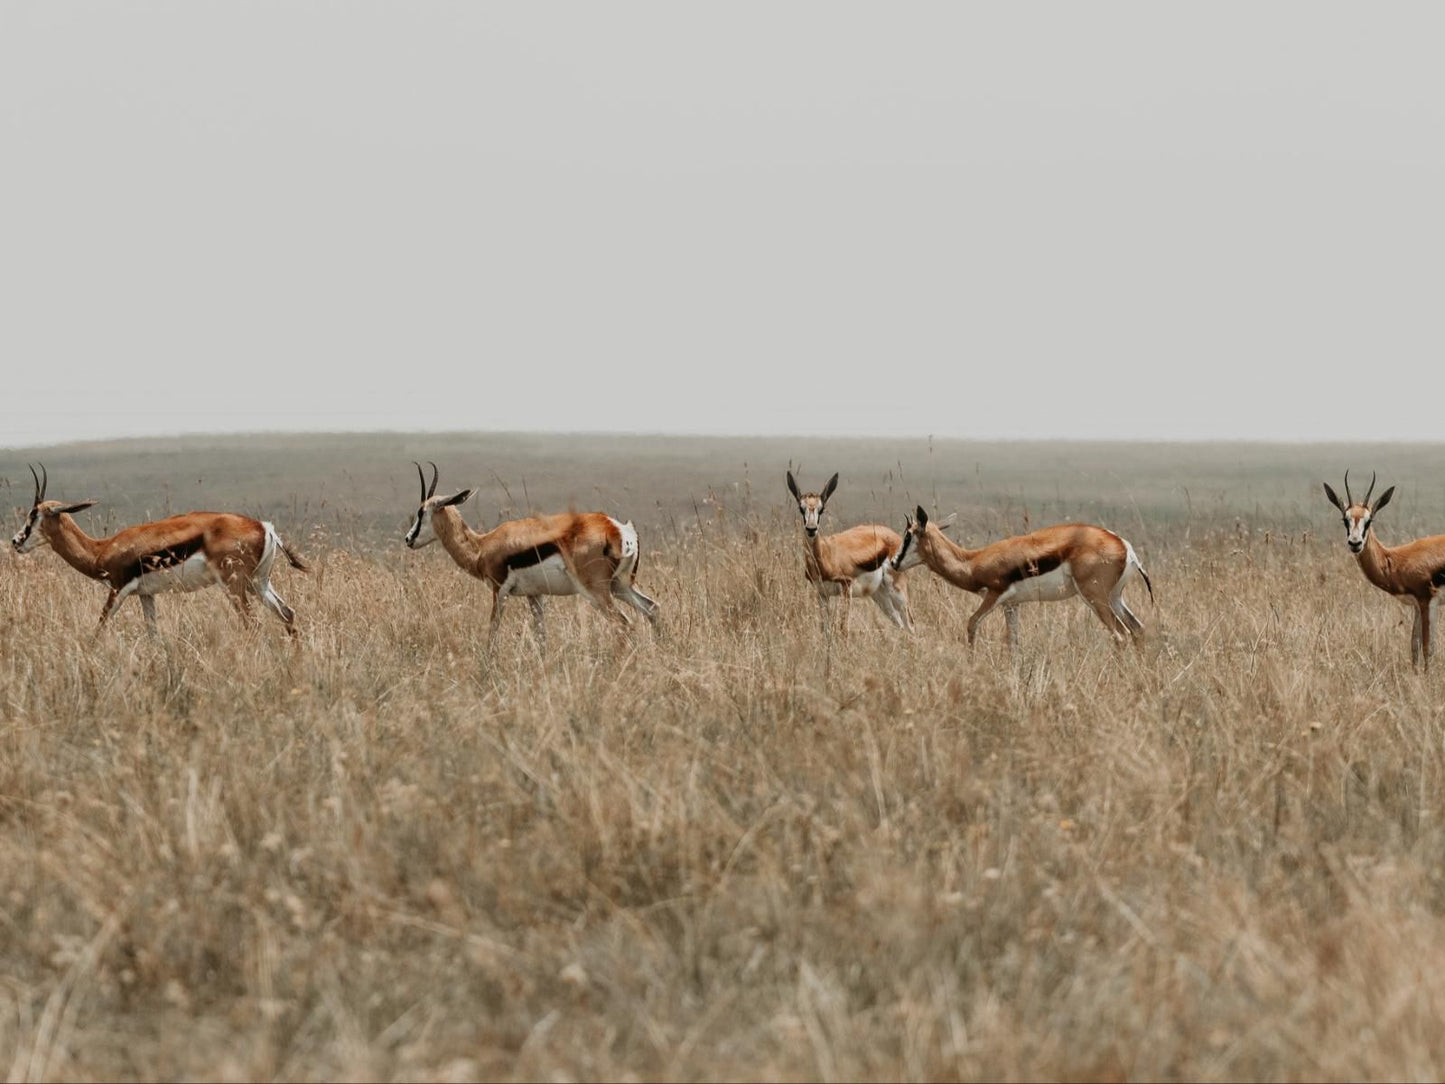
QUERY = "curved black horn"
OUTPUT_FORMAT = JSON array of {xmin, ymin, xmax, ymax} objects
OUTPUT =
[
  {"xmin": 1344, "ymin": 469, "xmax": 1353, "ymax": 507},
  {"xmin": 414, "ymin": 461, "xmax": 428, "ymax": 503},
  {"xmin": 427, "ymin": 462, "xmax": 440, "ymax": 499},
  {"xmin": 1364, "ymin": 471, "xmax": 1377, "ymax": 507},
  {"xmin": 28, "ymin": 464, "xmax": 40, "ymax": 504}
]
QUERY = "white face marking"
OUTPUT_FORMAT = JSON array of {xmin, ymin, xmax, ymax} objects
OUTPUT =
[
  {"xmin": 797, "ymin": 496, "xmax": 825, "ymax": 536},
  {"xmin": 997, "ymin": 561, "xmax": 1078, "ymax": 606},
  {"xmin": 11, "ymin": 510, "xmax": 43, "ymax": 552},
  {"xmin": 1345, "ymin": 508, "xmax": 1370, "ymax": 552},
  {"xmin": 405, "ymin": 505, "xmax": 437, "ymax": 548}
]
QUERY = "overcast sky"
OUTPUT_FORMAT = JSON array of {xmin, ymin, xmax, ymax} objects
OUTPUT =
[{"xmin": 2, "ymin": 3, "xmax": 1442, "ymax": 447}]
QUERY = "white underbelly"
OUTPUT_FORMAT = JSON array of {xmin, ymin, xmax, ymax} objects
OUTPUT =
[
  {"xmin": 137, "ymin": 553, "xmax": 218, "ymax": 595},
  {"xmin": 819, "ymin": 566, "xmax": 886, "ymax": 598},
  {"xmin": 998, "ymin": 561, "xmax": 1077, "ymax": 605},
  {"xmin": 504, "ymin": 555, "xmax": 579, "ymax": 597}
]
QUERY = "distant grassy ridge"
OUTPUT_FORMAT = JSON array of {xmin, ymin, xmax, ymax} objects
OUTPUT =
[{"xmin": 6, "ymin": 432, "xmax": 1445, "ymax": 556}]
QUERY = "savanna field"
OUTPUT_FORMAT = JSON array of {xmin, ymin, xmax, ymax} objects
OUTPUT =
[{"xmin": 5, "ymin": 434, "xmax": 1445, "ymax": 1081}]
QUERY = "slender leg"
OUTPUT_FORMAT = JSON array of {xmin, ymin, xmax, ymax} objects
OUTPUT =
[
  {"xmin": 889, "ymin": 572, "xmax": 914, "ymax": 632},
  {"xmin": 528, "ymin": 596, "xmax": 547, "ymax": 652},
  {"xmin": 1084, "ymin": 592, "xmax": 1129, "ymax": 645},
  {"xmin": 840, "ymin": 583, "xmax": 853, "ymax": 636},
  {"xmin": 256, "ymin": 581, "xmax": 299, "ymax": 638},
  {"xmin": 97, "ymin": 588, "xmax": 125, "ymax": 629},
  {"xmin": 1113, "ymin": 596, "xmax": 1145, "ymax": 637},
  {"xmin": 488, "ymin": 587, "xmax": 508, "ymax": 647},
  {"xmin": 817, "ymin": 593, "xmax": 830, "ymax": 633},
  {"xmin": 139, "ymin": 595, "xmax": 159, "ymax": 636},
  {"xmin": 1418, "ymin": 597, "xmax": 1432, "ymax": 672},
  {"xmin": 870, "ymin": 589, "xmax": 904, "ymax": 630},
  {"xmin": 612, "ymin": 581, "xmax": 661, "ymax": 626},
  {"xmin": 966, "ymin": 590, "xmax": 1005, "ymax": 647},
  {"xmin": 1412, "ymin": 606, "xmax": 1423, "ymax": 668},
  {"xmin": 1004, "ymin": 606, "xmax": 1021, "ymax": 652},
  {"xmin": 225, "ymin": 580, "xmax": 255, "ymax": 624}
]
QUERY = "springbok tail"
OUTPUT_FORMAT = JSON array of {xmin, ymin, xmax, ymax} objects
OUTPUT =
[
  {"xmin": 1124, "ymin": 539, "xmax": 1154, "ymax": 603},
  {"xmin": 264, "ymin": 522, "xmax": 310, "ymax": 573}
]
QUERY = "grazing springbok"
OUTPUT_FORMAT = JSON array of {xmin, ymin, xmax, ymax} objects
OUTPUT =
[
  {"xmin": 1323, "ymin": 470, "xmax": 1445, "ymax": 669},
  {"xmin": 11, "ymin": 464, "xmax": 307, "ymax": 636},
  {"xmin": 403, "ymin": 462, "xmax": 659, "ymax": 647},
  {"xmin": 893, "ymin": 505, "xmax": 1151, "ymax": 650},
  {"xmin": 785, "ymin": 471, "xmax": 912, "ymax": 632}
]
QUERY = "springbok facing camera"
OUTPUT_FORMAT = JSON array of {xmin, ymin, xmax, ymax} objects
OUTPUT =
[
  {"xmin": 1323, "ymin": 470, "xmax": 1445, "ymax": 669},
  {"xmin": 403, "ymin": 462, "xmax": 659, "ymax": 648},
  {"xmin": 894, "ymin": 506, "xmax": 1151, "ymax": 651},
  {"xmin": 785, "ymin": 471, "xmax": 912, "ymax": 632},
  {"xmin": 10, "ymin": 464, "xmax": 307, "ymax": 636}
]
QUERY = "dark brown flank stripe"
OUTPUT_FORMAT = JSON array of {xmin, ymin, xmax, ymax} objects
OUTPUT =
[
  {"xmin": 504, "ymin": 541, "xmax": 561, "ymax": 573},
  {"xmin": 1004, "ymin": 553, "xmax": 1063, "ymax": 585},
  {"xmin": 114, "ymin": 535, "xmax": 206, "ymax": 586},
  {"xmin": 857, "ymin": 549, "xmax": 891, "ymax": 573},
  {"xmin": 1432, "ymin": 566, "xmax": 1445, "ymax": 589}
]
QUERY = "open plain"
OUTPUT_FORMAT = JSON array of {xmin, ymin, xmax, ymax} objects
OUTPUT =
[{"xmin": 4, "ymin": 434, "xmax": 1445, "ymax": 1080}]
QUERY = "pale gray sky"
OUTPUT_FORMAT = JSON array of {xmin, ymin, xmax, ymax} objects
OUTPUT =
[{"xmin": 3, "ymin": 3, "xmax": 1442, "ymax": 447}]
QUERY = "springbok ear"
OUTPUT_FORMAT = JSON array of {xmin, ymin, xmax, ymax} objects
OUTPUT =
[
  {"xmin": 786, "ymin": 471, "xmax": 801, "ymax": 502},
  {"xmin": 937, "ymin": 512, "xmax": 958, "ymax": 531},
  {"xmin": 1322, "ymin": 482, "xmax": 1345, "ymax": 513},
  {"xmin": 1372, "ymin": 486, "xmax": 1395, "ymax": 515},
  {"xmin": 820, "ymin": 473, "xmax": 839, "ymax": 503},
  {"xmin": 441, "ymin": 488, "xmax": 476, "ymax": 507},
  {"xmin": 915, "ymin": 504, "xmax": 929, "ymax": 528},
  {"xmin": 51, "ymin": 500, "xmax": 98, "ymax": 516}
]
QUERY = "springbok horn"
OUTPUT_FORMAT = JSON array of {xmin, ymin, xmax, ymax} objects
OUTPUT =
[
  {"xmin": 1344, "ymin": 469, "xmax": 1353, "ymax": 507},
  {"xmin": 39, "ymin": 463, "xmax": 47, "ymax": 501},
  {"xmin": 414, "ymin": 461, "xmax": 428, "ymax": 503},
  {"xmin": 1364, "ymin": 471, "xmax": 1377, "ymax": 508},
  {"xmin": 427, "ymin": 462, "xmax": 439, "ymax": 499}
]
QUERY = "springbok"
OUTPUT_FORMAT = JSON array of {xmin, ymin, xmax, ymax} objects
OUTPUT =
[
  {"xmin": 11, "ymin": 464, "xmax": 307, "ymax": 636},
  {"xmin": 403, "ymin": 462, "xmax": 659, "ymax": 647},
  {"xmin": 894, "ymin": 505, "xmax": 1151, "ymax": 650},
  {"xmin": 785, "ymin": 471, "xmax": 912, "ymax": 632},
  {"xmin": 1323, "ymin": 470, "xmax": 1445, "ymax": 669}
]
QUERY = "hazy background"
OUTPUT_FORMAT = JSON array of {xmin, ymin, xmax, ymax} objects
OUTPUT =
[{"xmin": 3, "ymin": 3, "xmax": 1443, "ymax": 447}]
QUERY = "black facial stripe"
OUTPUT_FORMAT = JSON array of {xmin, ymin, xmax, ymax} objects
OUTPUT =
[{"xmin": 895, "ymin": 532, "xmax": 913, "ymax": 565}]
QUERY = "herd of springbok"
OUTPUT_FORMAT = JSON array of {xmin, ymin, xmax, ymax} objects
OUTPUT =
[{"xmin": 11, "ymin": 463, "xmax": 1445, "ymax": 668}]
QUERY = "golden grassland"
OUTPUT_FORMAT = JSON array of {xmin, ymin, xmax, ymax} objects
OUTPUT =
[{"xmin": 4, "ymin": 435, "xmax": 1445, "ymax": 1081}]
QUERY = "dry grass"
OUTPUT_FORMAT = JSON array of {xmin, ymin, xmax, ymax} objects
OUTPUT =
[{"xmin": 4, "ymin": 436, "xmax": 1445, "ymax": 1081}]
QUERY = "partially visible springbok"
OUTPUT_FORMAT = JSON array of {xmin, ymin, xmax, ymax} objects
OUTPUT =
[
  {"xmin": 11, "ymin": 464, "xmax": 307, "ymax": 636},
  {"xmin": 786, "ymin": 470, "xmax": 912, "ymax": 632},
  {"xmin": 894, "ymin": 505, "xmax": 1151, "ymax": 651},
  {"xmin": 403, "ymin": 462, "xmax": 659, "ymax": 648},
  {"xmin": 1324, "ymin": 470, "xmax": 1445, "ymax": 669}
]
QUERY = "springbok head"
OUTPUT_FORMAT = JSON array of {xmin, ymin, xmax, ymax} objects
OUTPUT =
[
  {"xmin": 11, "ymin": 465, "xmax": 98, "ymax": 554},
  {"xmin": 404, "ymin": 462, "xmax": 477, "ymax": 549},
  {"xmin": 894, "ymin": 505, "xmax": 957, "ymax": 571},
  {"xmin": 1323, "ymin": 470, "xmax": 1395, "ymax": 555},
  {"xmin": 786, "ymin": 471, "xmax": 838, "ymax": 538}
]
